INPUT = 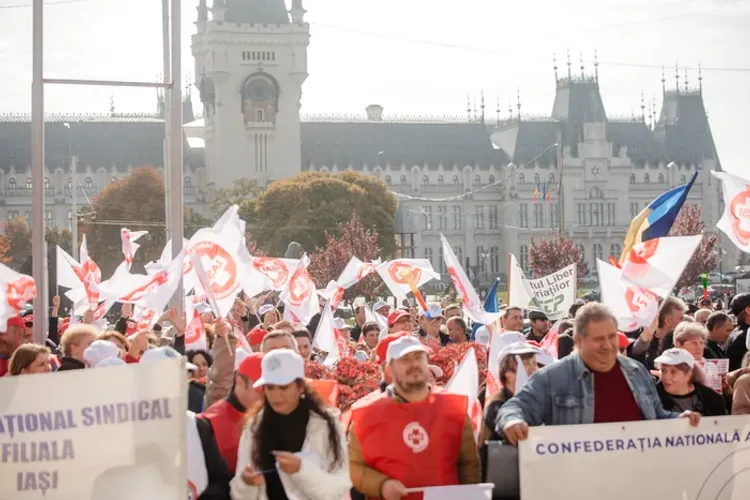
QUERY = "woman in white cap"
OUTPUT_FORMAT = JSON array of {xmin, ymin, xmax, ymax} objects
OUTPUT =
[
  {"xmin": 654, "ymin": 348, "xmax": 727, "ymax": 416},
  {"xmin": 230, "ymin": 348, "xmax": 351, "ymax": 500}
]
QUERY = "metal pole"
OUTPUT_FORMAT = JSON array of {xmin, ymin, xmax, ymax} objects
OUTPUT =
[
  {"xmin": 71, "ymin": 156, "xmax": 78, "ymax": 261},
  {"xmin": 162, "ymin": 0, "xmax": 172, "ymax": 245},
  {"xmin": 170, "ymin": 0, "xmax": 184, "ymax": 314},
  {"xmin": 556, "ymin": 130, "xmax": 564, "ymax": 236},
  {"xmin": 31, "ymin": 0, "xmax": 47, "ymax": 345}
]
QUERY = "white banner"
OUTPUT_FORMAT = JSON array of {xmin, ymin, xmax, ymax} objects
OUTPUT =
[
  {"xmin": 520, "ymin": 417, "xmax": 750, "ymax": 499},
  {"xmin": 0, "ymin": 360, "xmax": 187, "ymax": 499},
  {"xmin": 508, "ymin": 255, "xmax": 576, "ymax": 320}
]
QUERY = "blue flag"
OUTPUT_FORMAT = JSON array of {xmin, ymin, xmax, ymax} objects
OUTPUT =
[{"xmin": 471, "ymin": 279, "xmax": 499, "ymax": 339}]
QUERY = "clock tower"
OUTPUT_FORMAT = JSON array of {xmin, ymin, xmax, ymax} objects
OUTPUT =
[{"xmin": 192, "ymin": 0, "xmax": 309, "ymax": 189}]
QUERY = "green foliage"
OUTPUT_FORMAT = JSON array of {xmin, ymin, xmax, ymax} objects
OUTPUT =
[
  {"xmin": 668, "ymin": 204, "xmax": 717, "ymax": 289},
  {"xmin": 210, "ymin": 177, "xmax": 260, "ymax": 222},
  {"xmin": 252, "ymin": 171, "xmax": 398, "ymax": 257}
]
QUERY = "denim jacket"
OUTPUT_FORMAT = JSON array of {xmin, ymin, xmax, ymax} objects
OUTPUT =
[{"xmin": 496, "ymin": 353, "xmax": 679, "ymax": 432}]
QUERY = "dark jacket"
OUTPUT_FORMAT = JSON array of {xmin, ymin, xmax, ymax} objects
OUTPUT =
[
  {"xmin": 656, "ymin": 381, "xmax": 728, "ymax": 417},
  {"xmin": 189, "ymin": 381, "xmax": 207, "ymax": 414},
  {"xmin": 726, "ymin": 324, "xmax": 749, "ymax": 372},
  {"xmin": 56, "ymin": 356, "xmax": 85, "ymax": 371},
  {"xmin": 194, "ymin": 416, "xmax": 232, "ymax": 499},
  {"xmin": 704, "ymin": 339, "xmax": 726, "ymax": 360},
  {"xmin": 418, "ymin": 328, "xmax": 451, "ymax": 347},
  {"xmin": 481, "ymin": 387, "xmax": 513, "ymax": 443}
]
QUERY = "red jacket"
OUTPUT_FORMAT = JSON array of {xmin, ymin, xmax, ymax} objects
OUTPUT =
[{"xmin": 199, "ymin": 398, "xmax": 246, "ymax": 473}]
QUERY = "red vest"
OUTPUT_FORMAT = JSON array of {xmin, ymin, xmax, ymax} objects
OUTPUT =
[
  {"xmin": 199, "ymin": 399, "xmax": 246, "ymax": 473},
  {"xmin": 307, "ymin": 379, "xmax": 339, "ymax": 408},
  {"xmin": 351, "ymin": 391, "xmax": 467, "ymax": 500},
  {"xmin": 342, "ymin": 387, "xmax": 383, "ymax": 433},
  {"xmin": 0, "ymin": 358, "xmax": 8, "ymax": 377}
]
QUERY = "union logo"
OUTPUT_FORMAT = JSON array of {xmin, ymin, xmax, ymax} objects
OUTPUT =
[
  {"xmin": 627, "ymin": 239, "xmax": 659, "ymax": 265},
  {"xmin": 188, "ymin": 242, "xmax": 239, "ymax": 300},
  {"xmin": 356, "ymin": 263, "xmax": 376, "ymax": 281},
  {"xmin": 5, "ymin": 276, "xmax": 36, "ymax": 313},
  {"xmin": 729, "ymin": 186, "xmax": 750, "ymax": 246},
  {"xmin": 388, "ymin": 262, "xmax": 421, "ymax": 285},
  {"xmin": 288, "ymin": 269, "xmax": 313, "ymax": 306},
  {"xmin": 402, "ymin": 421, "xmax": 429, "ymax": 454},
  {"xmin": 447, "ymin": 267, "xmax": 474, "ymax": 307},
  {"xmin": 253, "ymin": 258, "xmax": 290, "ymax": 289}
]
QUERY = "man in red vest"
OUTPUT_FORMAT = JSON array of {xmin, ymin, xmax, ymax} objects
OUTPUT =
[
  {"xmin": 198, "ymin": 352, "xmax": 263, "ymax": 475},
  {"xmin": 349, "ymin": 336, "xmax": 481, "ymax": 499}
]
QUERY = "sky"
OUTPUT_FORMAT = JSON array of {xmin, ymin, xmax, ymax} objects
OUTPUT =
[{"xmin": 0, "ymin": 0, "xmax": 748, "ymax": 175}]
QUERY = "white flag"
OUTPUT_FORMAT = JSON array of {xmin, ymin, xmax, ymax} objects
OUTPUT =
[
  {"xmin": 410, "ymin": 484, "xmax": 494, "ymax": 499},
  {"xmin": 279, "ymin": 254, "xmax": 318, "ymax": 325},
  {"xmin": 0, "ymin": 264, "xmax": 36, "ymax": 331},
  {"xmin": 619, "ymin": 235, "xmax": 701, "ymax": 298},
  {"xmin": 445, "ymin": 347, "xmax": 483, "ymax": 443},
  {"xmin": 441, "ymin": 234, "xmax": 503, "ymax": 325},
  {"xmin": 376, "ymin": 259, "xmax": 439, "ymax": 303},
  {"xmin": 712, "ymin": 170, "xmax": 750, "ymax": 253},
  {"xmin": 121, "ymin": 228, "xmax": 148, "ymax": 269},
  {"xmin": 312, "ymin": 302, "xmax": 339, "ymax": 367},
  {"xmin": 598, "ymin": 259, "xmax": 660, "ymax": 332},
  {"xmin": 507, "ymin": 255, "xmax": 576, "ymax": 320}
]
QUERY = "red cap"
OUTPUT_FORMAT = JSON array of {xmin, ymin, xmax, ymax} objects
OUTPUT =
[
  {"xmin": 617, "ymin": 332, "xmax": 631, "ymax": 349},
  {"xmin": 23, "ymin": 315, "xmax": 34, "ymax": 325},
  {"xmin": 247, "ymin": 327, "xmax": 268, "ymax": 345},
  {"xmin": 237, "ymin": 352, "xmax": 264, "ymax": 382},
  {"xmin": 375, "ymin": 331, "xmax": 410, "ymax": 364},
  {"xmin": 58, "ymin": 318, "xmax": 70, "ymax": 335},
  {"xmin": 387, "ymin": 310, "xmax": 410, "ymax": 327},
  {"xmin": 5, "ymin": 316, "xmax": 25, "ymax": 329}
]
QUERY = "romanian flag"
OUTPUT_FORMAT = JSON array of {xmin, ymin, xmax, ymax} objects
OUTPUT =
[
  {"xmin": 615, "ymin": 171, "xmax": 698, "ymax": 265},
  {"xmin": 543, "ymin": 182, "xmax": 552, "ymax": 201},
  {"xmin": 532, "ymin": 184, "xmax": 540, "ymax": 201},
  {"xmin": 471, "ymin": 278, "xmax": 499, "ymax": 340}
]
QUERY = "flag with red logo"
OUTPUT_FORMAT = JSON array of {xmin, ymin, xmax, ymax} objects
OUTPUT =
[
  {"xmin": 279, "ymin": 253, "xmax": 318, "ymax": 325},
  {"xmin": 312, "ymin": 302, "xmax": 340, "ymax": 367},
  {"xmin": 184, "ymin": 295, "xmax": 207, "ymax": 351},
  {"xmin": 598, "ymin": 259, "xmax": 660, "ymax": 332},
  {"xmin": 238, "ymin": 254, "xmax": 301, "ymax": 299},
  {"xmin": 441, "ymin": 234, "xmax": 503, "ymax": 325},
  {"xmin": 120, "ymin": 228, "xmax": 148, "ymax": 270},
  {"xmin": 59, "ymin": 235, "xmax": 102, "ymax": 308},
  {"xmin": 0, "ymin": 263, "xmax": 36, "ymax": 331},
  {"xmin": 445, "ymin": 347, "xmax": 483, "ymax": 443},
  {"xmin": 375, "ymin": 259, "xmax": 439, "ymax": 303},
  {"xmin": 711, "ymin": 171, "xmax": 750, "ymax": 253},
  {"xmin": 619, "ymin": 235, "xmax": 701, "ymax": 298}
]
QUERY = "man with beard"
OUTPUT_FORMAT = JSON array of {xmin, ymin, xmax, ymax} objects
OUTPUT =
[{"xmin": 348, "ymin": 336, "xmax": 480, "ymax": 499}]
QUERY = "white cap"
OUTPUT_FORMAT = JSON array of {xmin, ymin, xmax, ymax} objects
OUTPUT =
[
  {"xmin": 353, "ymin": 350, "xmax": 370, "ymax": 363},
  {"xmin": 95, "ymin": 356, "xmax": 126, "ymax": 368},
  {"xmin": 373, "ymin": 300, "xmax": 388, "ymax": 312},
  {"xmin": 497, "ymin": 332, "xmax": 527, "ymax": 351},
  {"xmin": 253, "ymin": 348, "xmax": 305, "ymax": 388},
  {"xmin": 386, "ymin": 335, "xmax": 429, "ymax": 363},
  {"xmin": 535, "ymin": 347, "xmax": 555, "ymax": 367},
  {"xmin": 474, "ymin": 325, "xmax": 491, "ymax": 346},
  {"xmin": 497, "ymin": 341, "xmax": 541, "ymax": 366},
  {"xmin": 424, "ymin": 302, "xmax": 443, "ymax": 319},
  {"xmin": 139, "ymin": 346, "xmax": 192, "ymax": 371},
  {"xmin": 195, "ymin": 302, "xmax": 212, "ymax": 314},
  {"xmin": 83, "ymin": 340, "xmax": 121, "ymax": 368},
  {"xmin": 258, "ymin": 304, "xmax": 275, "ymax": 317},
  {"xmin": 234, "ymin": 348, "xmax": 250, "ymax": 371},
  {"xmin": 333, "ymin": 318, "xmax": 350, "ymax": 330},
  {"xmin": 654, "ymin": 348, "xmax": 696, "ymax": 369}
]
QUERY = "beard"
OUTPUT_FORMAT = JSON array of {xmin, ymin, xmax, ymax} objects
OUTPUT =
[{"xmin": 399, "ymin": 380, "xmax": 428, "ymax": 393}]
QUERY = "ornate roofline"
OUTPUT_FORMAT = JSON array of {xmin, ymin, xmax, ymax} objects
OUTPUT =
[
  {"xmin": 300, "ymin": 114, "xmax": 477, "ymax": 124},
  {"xmin": 0, "ymin": 113, "xmax": 164, "ymax": 123}
]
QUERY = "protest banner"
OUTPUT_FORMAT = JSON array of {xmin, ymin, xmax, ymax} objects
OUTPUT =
[
  {"xmin": 508, "ymin": 255, "xmax": 576, "ymax": 320},
  {"xmin": 519, "ymin": 416, "xmax": 750, "ymax": 499},
  {"xmin": 0, "ymin": 360, "xmax": 187, "ymax": 500}
]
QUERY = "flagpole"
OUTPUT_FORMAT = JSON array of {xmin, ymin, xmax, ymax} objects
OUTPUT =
[
  {"xmin": 169, "ymin": 0, "xmax": 184, "ymax": 314},
  {"xmin": 557, "ymin": 130, "xmax": 564, "ymax": 236}
]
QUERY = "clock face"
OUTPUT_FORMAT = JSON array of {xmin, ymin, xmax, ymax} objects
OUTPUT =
[
  {"xmin": 246, "ymin": 78, "xmax": 274, "ymax": 102},
  {"xmin": 591, "ymin": 165, "xmax": 601, "ymax": 177}
]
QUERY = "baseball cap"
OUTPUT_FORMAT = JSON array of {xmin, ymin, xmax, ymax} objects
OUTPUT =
[
  {"xmin": 22, "ymin": 314, "xmax": 34, "ymax": 325},
  {"xmin": 617, "ymin": 332, "xmax": 631, "ymax": 349},
  {"xmin": 373, "ymin": 300, "xmax": 388, "ymax": 312},
  {"xmin": 5, "ymin": 316, "xmax": 25, "ymax": 329},
  {"xmin": 95, "ymin": 356, "xmax": 126, "ymax": 368},
  {"xmin": 140, "ymin": 346, "xmax": 181, "ymax": 363},
  {"xmin": 237, "ymin": 352, "xmax": 264, "ymax": 381},
  {"xmin": 258, "ymin": 304, "xmax": 275, "ymax": 317},
  {"xmin": 252, "ymin": 349, "xmax": 304, "ymax": 388},
  {"xmin": 333, "ymin": 318, "xmax": 350, "ymax": 330},
  {"xmin": 528, "ymin": 311, "xmax": 549, "ymax": 321},
  {"xmin": 375, "ymin": 331, "xmax": 409, "ymax": 363},
  {"xmin": 386, "ymin": 335, "xmax": 429, "ymax": 364},
  {"xmin": 654, "ymin": 348, "xmax": 696, "ymax": 369},
  {"xmin": 83, "ymin": 340, "xmax": 121, "ymax": 368},
  {"xmin": 730, "ymin": 292, "xmax": 750, "ymax": 317},
  {"xmin": 387, "ymin": 310, "xmax": 411, "ymax": 327},
  {"xmin": 247, "ymin": 327, "xmax": 268, "ymax": 345},
  {"xmin": 535, "ymin": 347, "xmax": 555, "ymax": 367},
  {"xmin": 194, "ymin": 302, "xmax": 213, "ymax": 314},
  {"xmin": 420, "ymin": 303, "xmax": 443, "ymax": 319},
  {"xmin": 497, "ymin": 341, "xmax": 541, "ymax": 366}
]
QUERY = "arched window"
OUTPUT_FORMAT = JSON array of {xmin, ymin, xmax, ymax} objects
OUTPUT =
[
  {"xmin": 575, "ymin": 245, "xmax": 585, "ymax": 261},
  {"xmin": 658, "ymin": 173, "xmax": 665, "ymax": 183},
  {"xmin": 84, "ymin": 177, "xmax": 94, "ymax": 188},
  {"xmin": 474, "ymin": 174, "xmax": 481, "ymax": 186},
  {"xmin": 593, "ymin": 243, "xmax": 603, "ymax": 262},
  {"xmin": 519, "ymin": 245, "xmax": 529, "ymax": 272},
  {"xmin": 589, "ymin": 187, "xmax": 604, "ymax": 199},
  {"xmin": 518, "ymin": 173, "xmax": 525, "ymax": 185},
  {"xmin": 384, "ymin": 175, "xmax": 391, "ymax": 185},
  {"xmin": 422, "ymin": 175, "xmax": 429, "ymax": 186},
  {"xmin": 25, "ymin": 178, "xmax": 32, "ymax": 189},
  {"xmin": 629, "ymin": 173, "xmax": 635, "ymax": 184},
  {"xmin": 680, "ymin": 175, "xmax": 687, "ymax": 184},
  {"xmin": 455, "ymin": 246, "xmax": 463, "ymax": 265},
  {"xmin": 533, "ymin": 173, "xmax": 540, "ymax": 185},
  {"xmin": 490, "ymin": 246, "xmax": 499, "ymax": 274},
  {"xmin": 256, "ymin": 109, "xmax": 264, "ymax": 122},
  {"xmin": 44, "ymin": 177, "xmax": 50, "ymax": 189},
  {"xmin": 67, "ymin": 178, "xmax": 72, "ymax": 189},
  {"xmin": 644, "ymin": 173, "xmax": 650, "ymax": 184},
  {"xmin": 437, "ymin": 175, "xmax": 444, "ymax": 185},
  {"xmin": 438, "ymin": 246, "xmax": 446, "ymax": 273},
  {"xmin": 476, "ymin": 246, "xmax": 487, "ymax": 273},
  {"xmin": 452, "ymin": 175, "xmax": 459, "ymax": 185},
  {"xmin": 184, "ymin": 176, "xmax": 192, "ymax": 188},
  {"xmin": 548, "ymin": 173, "xmax": 555, "ymax": 184},
  {"xmin": 400, "ymin": 175, "xmax": 407, "ymax": 185},
  {"xmin": 488, "ymin": 175, "xmax": 495, "ymax": 184},
  {"xmin": 8, "ymin": 178, "xmax": 16, "ymax": 189},
  {"xmin": 610, "ymin": 243, "xmax": 621, "ymax": 259},
  {"xmin": 424, "ymin": 247, "xmax": 433, "ymax": 268}
]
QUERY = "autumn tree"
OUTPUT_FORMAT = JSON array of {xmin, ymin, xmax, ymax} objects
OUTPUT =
[
  {"xmin": 308, "ymin": 216, "xmax": 384, "ymax": 300},
  {"xmin": 528, "ymin": 234, "xmax": 589, "ymax": 282},
  {"xmin": 250, "ymin": 171, "xmax": 398, "ymax": 257},
  {"xmin": 210, "ymin": 178, "xmax": 261, "ymax": 222},
  {"xmin": 4, "ymin": 217, "xmax": 32, "ymax": 271},
  {"xmin": 669, "ymin": 204, "xmax": 718, "ymax": 289},
  {"xmin": 80, "ymin": 166, "xmax": 208, "ymax": 277}
]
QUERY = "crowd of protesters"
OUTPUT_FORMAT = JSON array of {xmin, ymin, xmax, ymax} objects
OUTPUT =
[{"xmin": 1, "ymin": 287, "xmax": 749, "ymax": 500}]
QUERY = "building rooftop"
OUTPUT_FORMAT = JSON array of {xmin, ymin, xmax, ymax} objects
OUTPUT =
[{"xmin": 224, "ymin": 0, "xmax": 289, "ymax": 25}]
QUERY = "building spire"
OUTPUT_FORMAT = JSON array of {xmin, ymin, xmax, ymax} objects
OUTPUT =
[
  {"xmin": 566, "ymin": 48, "xmax": 572, "ymax": 80},
  {"xmin": 553, "ymin": 52, "xmax": 558, "ymax": 84},
  {"xmin": 684, "ymin": 66, "xmax": 689, "ymax": 93},
  {"xmin": 640, "ymin": 90, "xmax": 646, "ymax": 123},
  {"xmin": 516, "ymin": 87, "xmax": 521, "ymax": 121},
  {"xmin": 594, "ymin": 49, "xmax": 599, "ymax": 84},
  {"xmin": 291, "ymin": 0, "xmax": 306, "ymax": 23},
  {"xmin": 466, "ymin": 94, "xmax": 471, "ymax": 122},
  {"xmin": 675, "ymin": 62, "xmax": 680, "ymax": 95},
  {"xmin": 480, "ymin": 90, "xmax": 486, "ymax": 125},
  {"xmin": 661, "ymin": 66, "xmax": 666, "ymax": 98},
  {"xmin": 580, "ymin": 51, "xmax": 585, "ymax": 79},
  {"xmin": 495, "ymin": 95, "xmax": 501, "ymax": 125},
  {"xmin": 652, "ymin": 95, "xmax": 657, "ymax": 127},
  {"xmin": 508, "ymin": 99, "xmax": 513, "ymax": 121},
  {"xmin": 698, "ymin": 63, "xmax": 703, "ymax": 93},
  {"xmin": 647, "ymin": 96, "xmax": 653, "ymax": 129},
  {"xmin": 472, "ymin": 96, "xmax": 477, "ymax": 121}
]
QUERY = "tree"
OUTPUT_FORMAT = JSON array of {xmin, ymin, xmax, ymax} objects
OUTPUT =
[
  {"xmin": 739, "ymin": 251, "xmax": 750, "ymax": 268},
  {"xmin": 669, "ymin": 204, "xmax": 718, "ymax": 289},
  {"xmin": 309, "ymin": 217, "xmax": 384, "ymax": 300},
  {"xmin": 528, "ymin": 234, "xmax": 588, "ymax": 282},
  {"xmin": 250, "ymin": 171, "xmax": 398, "ymax": 257},
  {"xmin": 80, "ymin": 166, "xmax": 208, "ymax": 277},
  {"xmin": 210, "ymin": 177, "xmax": 261, "ymax": 222},
  {"xmin": 4, "ymin": 217, "xmax": 32, "ymax": 271}
]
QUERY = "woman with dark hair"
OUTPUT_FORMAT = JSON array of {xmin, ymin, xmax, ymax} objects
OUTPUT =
[
  {"xmin": 186, "ymin": 349, "xmax": 213, "ymax": 413},
  {"xmin": 230, "ymin": 349, "xmax": 351, "ymax": 500}
]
